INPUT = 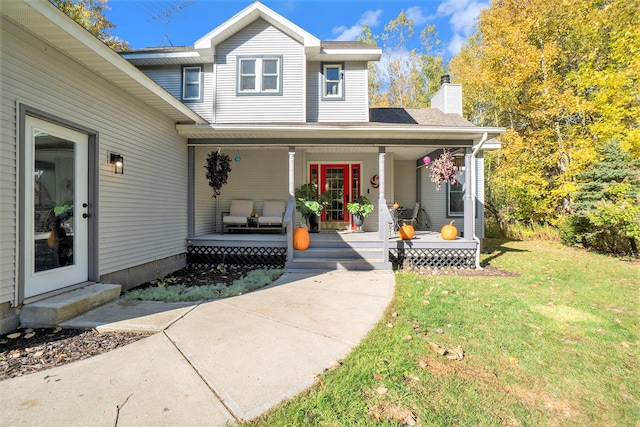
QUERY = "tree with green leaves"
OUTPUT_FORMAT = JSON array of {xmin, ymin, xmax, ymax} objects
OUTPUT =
[
  {"xmin": 52, "ymin": 0, "xmax": 129, "ymax": 51},
  {"xmin": 562, "ymin": 142, "xmax": 640, "ymax": 255}
]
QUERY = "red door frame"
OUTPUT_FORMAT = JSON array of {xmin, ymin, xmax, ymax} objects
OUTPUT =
[{"xmin": 308, "ymin": 163, "xmax": 362, "ymax": 228}]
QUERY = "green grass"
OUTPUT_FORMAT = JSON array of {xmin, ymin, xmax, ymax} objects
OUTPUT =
[
  {"xmin": 245, "ymin": 240, "xmax": 639, "ymax": 426},
  {"xmin": 122, "ymin": 268, "xmax": 284, "ymax": 302}
]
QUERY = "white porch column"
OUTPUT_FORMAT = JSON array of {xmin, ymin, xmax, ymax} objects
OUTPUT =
[
  {"xmin": 288, "ymin": 146, "xmax": 295, "ymax": 200},
  {"xmin": 288, "ymin": 146, "xmax": 295, "ymax": 261},
  {"xmin": 463, "ymin": 147, "xmax": 474, "ymax": 241},
  {"xmin": 378, "ymin": 147, "xmax": 386, "ymax": 236}
]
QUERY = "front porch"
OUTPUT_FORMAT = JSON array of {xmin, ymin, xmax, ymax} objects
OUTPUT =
[{"xmin": 186, "ymin": 229, "xmax": 478, "ymax": 271}]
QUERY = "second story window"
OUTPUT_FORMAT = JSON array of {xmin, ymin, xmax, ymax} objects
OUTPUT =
[
  {"xmin": 182, "ymin": 66, "xmax": 203, "ymax": 101},
  {"xmin": 322, "ymin": 63, "xmax": 344, "ymax": 100},
  {"xmin": 238, "ymin": 56, "xmax": 282, "ymax": 95}
]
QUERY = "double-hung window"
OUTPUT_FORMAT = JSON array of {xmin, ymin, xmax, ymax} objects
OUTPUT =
[
  {"xmin": 182, "ymin": 66, "xmax": 203, "ymax": 101},
  {"xmin": 237, "ymin": 56, "xmax": 282, "ymax": 95},
  {"xmin": 322, "ymin": 63, "xmax": 344, "ymax": 100}
]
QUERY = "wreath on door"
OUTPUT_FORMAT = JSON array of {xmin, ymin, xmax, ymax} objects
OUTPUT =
[{"xmin": 205, "ymin": 151, "xmax": 232, "ymax": 197}]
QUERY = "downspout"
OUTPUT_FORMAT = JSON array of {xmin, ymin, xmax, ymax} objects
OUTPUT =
[{"xmin": 471, "ymin": 132, "xmax": 488, "ymax": 270}]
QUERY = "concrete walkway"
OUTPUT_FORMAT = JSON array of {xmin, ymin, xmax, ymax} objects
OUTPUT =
[{"xmin": 0, "ymin": 271, "xmax": 395, "ymax": 426}]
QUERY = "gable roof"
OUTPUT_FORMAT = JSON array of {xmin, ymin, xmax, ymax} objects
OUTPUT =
[
  {"xmin": 1, "ymin": 1, "xmax": 206, "ymax": 125},
  {"xmin": 194, "ymin": 1, "xmax": 320, "ymax": 54}
]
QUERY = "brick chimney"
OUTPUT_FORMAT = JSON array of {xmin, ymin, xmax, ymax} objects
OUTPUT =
[{"xmin": 430, "ymin": 74, "xmax": 463, "ymax": 117}]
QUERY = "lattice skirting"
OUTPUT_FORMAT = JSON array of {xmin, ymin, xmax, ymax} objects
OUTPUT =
[
  {"xmin": 187, "ymin": 246, "xmax": 287, "ymax": 269},
  {"xmin": 389, "ymin": 247, "xmax": 476, "ymax": 270}
]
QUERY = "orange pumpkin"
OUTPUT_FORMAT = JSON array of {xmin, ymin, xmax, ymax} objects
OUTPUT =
[
  {"xmin": 393, "ymin": 202, "xmax": 400, "ymax": 209},
  {"xmin": 398, "ymin": 224, "xmax": 415, "ymax": 240},
  {"xmin": 293, "ymin": 227, "xmax": 310, "ymax": 250},
  {"xmin": 440, "ymin": 220, "xmax": 457, "ymax": 240}
]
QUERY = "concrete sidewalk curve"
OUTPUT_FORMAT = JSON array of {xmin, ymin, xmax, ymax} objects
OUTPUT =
[{"xmin": 0, "ymin": 270, "xmax": 395, "ymax": 426}]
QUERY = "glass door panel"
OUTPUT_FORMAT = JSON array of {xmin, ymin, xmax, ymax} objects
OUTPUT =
[
  {"xmin": 24, "ymin": 116, "xmax": 88, "ymax": 299},
  {"xmin": 320, "ymin": 164, "xmax": 349, "ymax": 223}
]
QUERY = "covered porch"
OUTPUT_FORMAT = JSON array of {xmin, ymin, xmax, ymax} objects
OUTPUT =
[{"xmin": 186, "ymin": 228, "xmax": 478, "ymax": 271}]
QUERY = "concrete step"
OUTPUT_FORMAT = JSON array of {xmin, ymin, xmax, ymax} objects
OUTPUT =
[
  {"xmin": 20, "ymin": 283, "xmax": 122, "ymax": 328},
  {"xmin": 286, "ymin": 258, "xmax": 392, "ymax": 271},
  {"xmin": 294, "ymin": 247, "xmax": 385, "ymax": 259}
]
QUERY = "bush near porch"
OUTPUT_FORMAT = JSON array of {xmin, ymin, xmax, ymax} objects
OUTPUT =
[{"xmin": 246, "ymin": 239, "xmax": 639, "ymax": 426}]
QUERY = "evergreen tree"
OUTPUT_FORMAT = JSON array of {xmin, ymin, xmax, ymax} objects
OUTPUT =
[{"xmin": 564, "ymin": 142, "xmax": 640, "ymax": 255}]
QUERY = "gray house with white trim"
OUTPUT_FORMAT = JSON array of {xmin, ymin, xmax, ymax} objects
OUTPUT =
[{"xmin": 0, "ymin": 1, "xmax": 503, "ymax": 333}]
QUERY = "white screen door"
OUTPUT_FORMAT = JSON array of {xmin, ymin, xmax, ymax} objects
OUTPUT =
[{"xmin": 24, "ymin": 116, "xmax": 89, "ymax": 298}]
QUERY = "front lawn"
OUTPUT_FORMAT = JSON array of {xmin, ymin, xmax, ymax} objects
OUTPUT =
[{"xmin": 247, "ymin": 239, "xmax": 639, "ymax": 426}]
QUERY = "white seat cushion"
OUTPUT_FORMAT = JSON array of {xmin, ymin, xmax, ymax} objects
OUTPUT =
[
  {"xmin": 223, "ymin": 215, "xmax": 248, "ymax": 225},
  {"xmin": 262, "ymin": 200, "xmax": 284, "ymax": 218},
  {"xmin": 257, "ymin": 216, "xmax": 282, "ymax": 225},
  {"xmin": 229, "ymin": 199, "xmax": 253, "ymax": 217}
]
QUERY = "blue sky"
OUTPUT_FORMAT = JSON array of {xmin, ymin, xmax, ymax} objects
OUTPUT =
[{"xmin": 104, "ymin": 0, "xmax": 489, "ymax": 59}]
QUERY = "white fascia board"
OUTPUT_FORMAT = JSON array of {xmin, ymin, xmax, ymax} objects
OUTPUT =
[
  {"xmin": 308, "ymin": 48, "xmax": 382, "ymax": 62},
  {"xmin": 194, "ymin": 2, "xmax": 320, "ymax": 50},
  {"xmin": 177, "ymin": 123, "xmax": 505, "ymax": 141},
  {"xmin": 20, "ymin": 0, "xmax": 207, "ymax": 124},
  {"xmin": 121, "ymin": 51, "xmax": 202, "ymax": 61}
]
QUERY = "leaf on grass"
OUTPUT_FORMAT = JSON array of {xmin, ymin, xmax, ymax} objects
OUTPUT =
[
  {"xmin": 429, "ymin": 341, "xmax": 464, "ymax": 360},
  {"xmin": 509, "ymin": 356, "xmax": 519, "ymax": 364},
  {"xmin": 621, "ymin": 341, "xmax": 630, "ymax": 348},
  {"xmin": 373, "ymin": 374, "xmax": 384, "ymax": 381},
  {"xmin": 376, "ymin": 386, "xmax": 388, "ymax": 395},
  {"xmin": 368, "ymin": 403, "xmax": 416, "ymax": 425}
]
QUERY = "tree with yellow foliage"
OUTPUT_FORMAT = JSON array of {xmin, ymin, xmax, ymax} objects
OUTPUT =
[{"xmin": 450, "ymin": 0, "xmax": 640, "ymax": 233}]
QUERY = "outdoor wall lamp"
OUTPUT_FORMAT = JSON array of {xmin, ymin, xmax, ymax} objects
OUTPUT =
[{"xmin": 110, "ymin": 153, "xmax": 124, "ymax": 174}]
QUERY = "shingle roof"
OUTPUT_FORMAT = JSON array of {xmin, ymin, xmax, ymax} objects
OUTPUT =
[
  {"xmin": 369, "ymin": 108, "xmax": 474, "ymax": 127},
  {"xmin": 122, "ymin": 46, "xmax": 194, "ymax": 54},
  {"xmin": 321, "ymin": 41, "xmax": 380, "ymax": 50}
]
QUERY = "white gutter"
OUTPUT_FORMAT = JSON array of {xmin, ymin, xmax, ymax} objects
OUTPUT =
[{"xmin": 471, "ymin": 132, "xmax": 489, "ymax": 270}]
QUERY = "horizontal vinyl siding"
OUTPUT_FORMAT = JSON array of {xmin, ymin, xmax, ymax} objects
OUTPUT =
[
  {"xmin": 140, "ymin": 64, "xmax": 214, "ymax": 123},
  {"xmin": 393, "ymin": 160, "xmax": 417, "ymax": 209},
  {"xmin": 215, "ymin": 19, "xmax": 305, "ymax": 123},
  {"xmin": 0, "ymin": 19, "xmax": 189, "ymax": 296},
  {"xmin": 307, "ymin": 62, "xmax": 369, "ymax": 122},
  {"xmin": 193, "ymin": 147, "xmax": 290, "ymax": 234}
]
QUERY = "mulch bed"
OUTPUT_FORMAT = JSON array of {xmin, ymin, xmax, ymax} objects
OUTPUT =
[{"xmin": 1, "ymin": 265, "xmax": 253, "ymax": 381}]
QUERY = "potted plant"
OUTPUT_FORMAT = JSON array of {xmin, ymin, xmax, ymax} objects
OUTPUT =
[
  {"xmin": 347, "ymin": 195, "xmax": 374, "ymax": 232},
  {"xmin": 295, "ymin": 183, "xmax": 330, "ymax": 232}
]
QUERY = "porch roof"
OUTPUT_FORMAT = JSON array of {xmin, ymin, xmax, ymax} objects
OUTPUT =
[{"xmin": 177, "ymin": 108, "xmax": 504, "ymax": 144}]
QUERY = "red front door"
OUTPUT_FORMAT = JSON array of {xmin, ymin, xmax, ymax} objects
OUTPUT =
[{"xmin": 320, "ymin": 164, "xmax": 349, "ymax": 225}]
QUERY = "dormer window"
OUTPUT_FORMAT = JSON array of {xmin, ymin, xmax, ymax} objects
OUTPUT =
[
  {"xmin": 237, "ymin": 56, "xmax": 282, "ymax": 95},
  {"xmin": 182, "ymin": 66, "xmax": 203, "ymax": 101},
  {"xmin": 322, "ymin": 63, "xmax": 344, "ymax": 100}
]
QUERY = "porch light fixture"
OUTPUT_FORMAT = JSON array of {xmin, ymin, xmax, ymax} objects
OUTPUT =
[{"xmin": 110, "ymin": 153, "xmax": 124, "ymax": 174}]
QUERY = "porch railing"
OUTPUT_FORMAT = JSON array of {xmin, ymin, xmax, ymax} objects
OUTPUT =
[{"xmin": 284, "ymin": 197, "xmax": 295, "ymax": 261}]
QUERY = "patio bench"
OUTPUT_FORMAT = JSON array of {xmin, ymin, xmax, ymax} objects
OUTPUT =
[{"xmin": 221, "ymin": 199, "xmax": 285, "ymax": 234}]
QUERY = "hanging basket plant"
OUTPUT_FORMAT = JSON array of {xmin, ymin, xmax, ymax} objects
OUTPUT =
[
  {"xmin": 205, "ymin": 151, "xmax": 232, "ymax": 198},
  {"xmin": 429, "ymin": 150, "xmax": 458, "ymax": 191}
]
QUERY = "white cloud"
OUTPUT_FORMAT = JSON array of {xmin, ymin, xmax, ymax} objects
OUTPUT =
[
  {"xmin": 436, "ymin": 0, "xmax": 488, "ymax": 55},
  {"xmin": 447, "ymin": 33, "xmax": 467, "ymax": 56},
  {"xmin": 331, "ymin": 9, "xmax": 382, "ymax": 41},
  {"xmin": 406, "ymin": 6, "xmax": 428, "ymax": 25}
]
